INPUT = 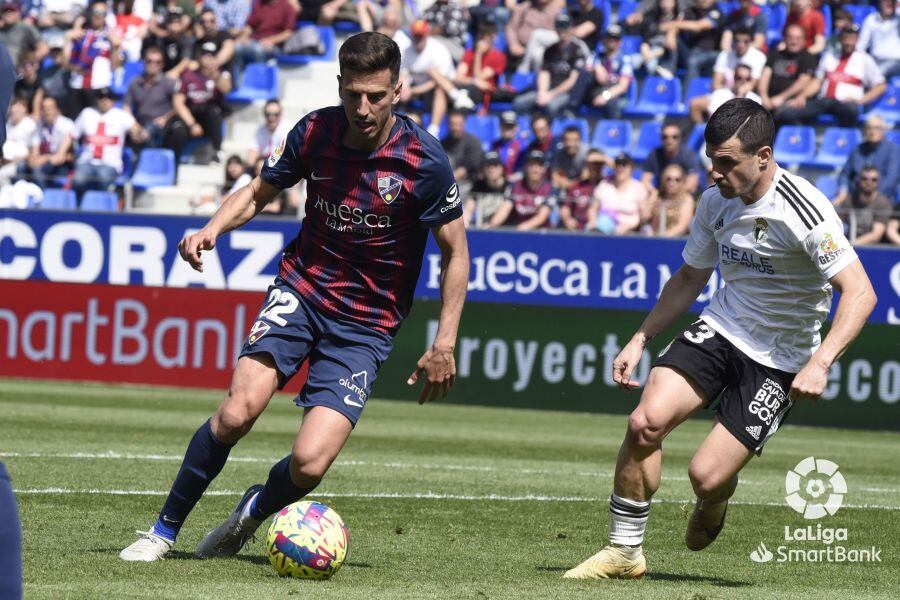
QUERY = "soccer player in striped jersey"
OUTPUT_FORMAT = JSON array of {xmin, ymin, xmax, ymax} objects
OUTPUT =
[
  {"xmin": 565, "ymin": 99, "xmax": 876, "ymax": 579},
  {"xmin": 119, "ymin": 32, "xmax": 469, "ymax": 562}
]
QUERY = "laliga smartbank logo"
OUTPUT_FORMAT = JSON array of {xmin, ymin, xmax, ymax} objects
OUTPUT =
[{"xmin": 750, "ymin": 457, "xmax": 882, "ymax": 564}]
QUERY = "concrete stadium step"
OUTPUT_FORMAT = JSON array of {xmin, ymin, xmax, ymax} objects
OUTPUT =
[
  {"xmin": 132, "ymin": 185, "xmax": 204, "ymax": 214},
  {"xmin": 176, "ymin": 163, "xmax": 225, "ymax": 188}
]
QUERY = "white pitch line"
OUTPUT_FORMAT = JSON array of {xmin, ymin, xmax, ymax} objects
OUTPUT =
[{"xmin": 11, "ymin": 487, "xmax": 900, "ymax": 511}]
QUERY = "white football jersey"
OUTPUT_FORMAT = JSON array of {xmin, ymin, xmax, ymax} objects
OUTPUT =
[{"xmin": 682, "ymin": 168, "xmax": 858, "ymax": 373}]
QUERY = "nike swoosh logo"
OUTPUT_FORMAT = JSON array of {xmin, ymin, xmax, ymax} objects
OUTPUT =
[
  {"xmin": 310, "ymin": 172, "xmax": 333, "ymax": 181},
  {"xmin": 343, "ymin": 394, "xmax": 364, "ymax": 408}
]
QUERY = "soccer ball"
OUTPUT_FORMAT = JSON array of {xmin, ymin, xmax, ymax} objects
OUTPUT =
[{"xmin": 266, "ymin": 500, "xmax": 349, "ymax": 579}]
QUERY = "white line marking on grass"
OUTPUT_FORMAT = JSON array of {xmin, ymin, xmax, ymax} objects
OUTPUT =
[{"xmin": 12, "ymin": 488, "xmax": 900, "ymax": 511}]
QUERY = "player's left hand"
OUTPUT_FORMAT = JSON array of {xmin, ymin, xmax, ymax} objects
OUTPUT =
[
  {"xmin": 790, "ymin": 360, "xmax": 829, "ymax": 402},
  {"xmin": 407, "ymin": 345, "xmax": 456, "ymax": 404}
]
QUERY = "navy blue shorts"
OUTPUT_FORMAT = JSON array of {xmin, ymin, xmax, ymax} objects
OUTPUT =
[
  {"xmin": 239, "ymin": 278, "xmax": 394, "ymax": 426},
  {"xmin": 0, "ymin": 461, "xmax": 22, "ymax": 600}
]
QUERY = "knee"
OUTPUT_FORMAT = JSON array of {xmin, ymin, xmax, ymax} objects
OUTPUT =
[
  {"xmin": 625, "ymin": 409, "xmax": 666, "ymax": 450},
  {"xmin": 212, "ymin": 399, "xmax": 256, "ymax": 442},
  {"xmin": 688, "ymin": 458, "xmax": 730, "ymax": 499}
]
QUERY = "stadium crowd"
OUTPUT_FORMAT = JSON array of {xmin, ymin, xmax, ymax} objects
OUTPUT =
[{"xmin": 1, "ymin": 0, "xmax": 899, "ymax": 243}]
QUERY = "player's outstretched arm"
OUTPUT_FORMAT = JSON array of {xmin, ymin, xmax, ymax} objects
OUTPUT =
[
  {"xmin": 791, "ymin": 260, "xmax": 877, "ymax": 401},
  {"xmin": 408, "ymin": 218, "xmax": 470, "ymax": 404},
  {"xmin": 177, "ymin": 176, "xmax": 281, "ymax": 272},
  {"xmin": 614, "ymin": 263, "xmax": 713, "ymax": 389}
]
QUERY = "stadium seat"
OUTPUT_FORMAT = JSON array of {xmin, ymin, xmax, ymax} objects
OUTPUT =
[
  {"xmin": 131, "ymin": 148, "xmax": 176, "ymax": 189},
  {"xmin": 591, "ymin": 120, "xmax": 633, "ymax": 156},
  {"xmin": 843, "ymin": 4, "xmax": 876, "ymax": 25},
  {"xmin": 684, "ymin": 77, "xmax": 712, "ymax": 104},
  {"xmin": 507, "ymin": 72, "xmax": 536, "ymax": 93},
  {"xmin": 112, "ymin": 60, "xmax": 144, "ymax": 97},
  {"xmin": 551, "ymin": 117, "xmax": 590, "ymax": 140},
  {"xmin": 465, "ymin": 114, "xmax": 501, "ymax": 151},
  {"xmin": 227, "ymin": 63, "xmax": 279, "ymax": 102},
  {"xmin": 624, "ymin": 76, "xmax": 683, "ymax": 117},
  {"xmin": 333, "ymin": 20, "xmax": 361, "ymax": 33},
  {"xmin": 767, "ymin": 2, "xmax": 787, "ymax": 46},
  {"xmin": 115, "ymin": 147, "xmax": 134, "ymax": 187},
  {"xmin": 802, "ymin": 127, "xmax": 861, "ymax": 169},
  {"xmin": 421, "ymin": 114, "xmax": 448, "ymax": 140},
  {"xmin": 277, "ymin": 25, "xmax": 336, "ymax": 64},
  {"xmin": 686, "ymin": 122, "xmax": 706, "ymax": 153},
  {"xmin": 620, "ymin": 35, "xmax": 641, "ymax": 56},
  {"xmin": 773, "ymin": 125, "xmax": 816, "ymax": 166},
  {"xmin": 39, "ymin": 188, "xmax": 76, "ymax": 210},
  {"xmin": 822, "ymin": 5, "xmax": 832, "ymax": 38},
  {"xmin": 815, "ymin": 174, "xmax": 839, "ymax": 201},
  {"xmin": 80, "ymin": 190, "xmax": 119, "ymax": 212},
  {"xmin": 886, "ymin": 130, "xmax": 900, "ymax": 147},
  {"xmin": 867, "ymin": 83, "xmax": 900, "ymax": 124},
  {"xmin": 616, "ymin": 1, "xmax": 639, "ymax": 24},
  {"xmin": 630, "ymin": 121, "xmax": 663, "ymax": 161}
]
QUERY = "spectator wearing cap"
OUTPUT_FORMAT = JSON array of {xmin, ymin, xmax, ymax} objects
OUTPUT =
[
  {"xmin": 192, "ymin": 7, "xmax": 235, "ymax": 73},
  {"xmin": 491, "ymin": 110, "xmax": 526, "ymax": 179},
  {"xmin": 840, "ymin": 165, "xmax": 893, "ymax": 245},
  {"xmin": 689, "ymin": 27, "xmax": 765, "ymax": 121},
  {"xmin": 721, "ymin": 0, "xmax": 767, "ymax": 52},
  {"xmin": 513, "ymin": 13, "xmax": 590, "ymax": 118},
  {"xmin": 21, "ymin": 95, "xmax": 75, "ymax": 190},
  {"xmin": 775, "ymin": 24, "xmax": 886, "ymax": 129},
  {"xmin": 636, "ymin": 0, "xmax": 679, "ymax": 79},
  {"xmin": 571, "ymin": 0, "xmax": 605, "ymax": 52},
  {"xmin": 570, "ymin": 23, "xmax": 633, "ymax": 117},
  {"xmin": 488, "ymin": 149, "xmax": 556, "ymax": 230},
  {"xmin": 166, "ymin": 42, "xmax": 232, "ymax": 162},
  {"xmin": 641, "ymin": 122, "xmax": 700, "ymax": 195},
  {"xmin": 662, "ymin": 0, "xmax": 725, "ymax": 81},
  {"xmin": 758, "ymin": 24, "xmax": 817, "ymax": 113},
  {"xmin": 124, "ymin": 45, "xmax": 176, "ymax": 151},
  {"xmin": 525, "ymin": 114, "xmax": 555, "ymax": 163},
  {"xmin": 643, "ymin": 163, "xmax": 694, "ymax": 237},
  {"xmin": 505, "ymin": 0, "xmax": 564, "ymax": 73},
  {"xmin": 72, "ymin": 86, "xmax": 140, "ymax": 201},
  {"xmin": 784, "ymin": 0, "xmax": 826, "ymax": 56},
  {"xmin": 468, "ymin": 150, "xmax": 509, "ymax": 226},
  {"xmin": 833, "ymin": 115, "xmax": 899, "ymax": 206},
  {"xmin": 428, "ymin": 22, "xmax": 511, "ymax": 119},
  {"xmin": 859, "ymin": 0, "xmax": 900, "ymax": 79},
  {"xmin": 593, "ymin": 153, "xmax": 648, "ymax": 235},
  {"xmin": 145, "ymin": 6, "xmax": 194, "ymax": 81},
  {"xmin": 0, "ymin": 2, "xmax": 46, "ymax": 66},
  {"xmin": 559, "ymin": 148, "xmax": 605, "ymax": 231},
  {"xmin": 234, "ymin": 0, "xmax": 298, "ymax": 69},
  {"xmin": 422, "ymin": 0, "xmax": 468, "ymax": 62},
  {"xmin": 400, "ymin": 20, "xmax": 455, "ymax": 138},
  {"xmin": 64, "ymin": 0, "xmax": 123, "ymax": 117},
  {"xmin": 551, "ymin": 125, "xmax": 590, "ymax": 193},
  {"xmin": 204, "ymin": 0, "xmax": 251, "ymax": 38},
  {"xmin": 442, "ymin": 110, "xmax": 484, "ymax": 198},
  {"xmin": 246, "ymin": 99, "xmax": 291, "ymax": 166}
]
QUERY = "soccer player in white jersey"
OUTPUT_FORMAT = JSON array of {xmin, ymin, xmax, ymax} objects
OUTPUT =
[{"xmin": 564, "ymin": 98, "xmax": 877, "ymax": 580}]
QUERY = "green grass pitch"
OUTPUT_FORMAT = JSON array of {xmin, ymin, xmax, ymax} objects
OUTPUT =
[{"xmin": 3, "ymin": 378, "xmax": 898, "ymax": 599}]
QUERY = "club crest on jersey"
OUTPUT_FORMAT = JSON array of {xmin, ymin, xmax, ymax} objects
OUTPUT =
[
  {"xmin": 267, "ymin": 136, "xmax": 286, "ymax": 168},
  {"xmin": 753, "ymin": 218, "xmax": 769, "ymax": 245},
  {"xmin": 248, "ymin": 320, "xmax": 270, "ymax": 344},
  {"xmin": 378, "ymin": 175, "xmax": 403, "ymax": 204}
]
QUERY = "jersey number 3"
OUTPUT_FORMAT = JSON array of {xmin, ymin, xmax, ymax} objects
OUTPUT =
[
  {"xmin": 261, "ymin": 288, "xmax": 299, "ymax": 326},
  {"xmin": 685, "ymin": 322, "xmax": 715, "ymax": 344}
]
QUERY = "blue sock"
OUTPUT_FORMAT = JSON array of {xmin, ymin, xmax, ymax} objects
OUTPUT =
[
  {"xmin": 249, "ymin": 455, "xmax": 317, "ymax": 521},
  {"xmin": 153, "ymin": 419, "xmax": 234, "ymax": 541}
]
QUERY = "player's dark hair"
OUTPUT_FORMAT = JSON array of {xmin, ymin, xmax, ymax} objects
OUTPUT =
[
  {"xmin": 705, "ymin": 98, "xmax": 774, "ymax": 155},
  {"xmin": 339, "ymin": 32, "xmax": 401, "ymax": 84}
]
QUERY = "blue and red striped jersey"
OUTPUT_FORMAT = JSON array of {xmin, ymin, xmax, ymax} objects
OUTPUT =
[{"xmin": 260, "ymin": 106, "xmax": 461, "ymax": 335}]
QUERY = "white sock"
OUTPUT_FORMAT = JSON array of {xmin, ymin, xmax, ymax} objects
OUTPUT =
[{"xmin": 608, "ymin": 493, "xmax": 650, "ymax": 547}]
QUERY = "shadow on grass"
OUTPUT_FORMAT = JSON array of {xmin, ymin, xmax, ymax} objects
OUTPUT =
[
  {"xmin": 96, "ymin": 547, "xmax": 375, "ymax": 570},
  {"xmin": 537, "ymin": 566, "xmax": 750, "ymax": 588}
]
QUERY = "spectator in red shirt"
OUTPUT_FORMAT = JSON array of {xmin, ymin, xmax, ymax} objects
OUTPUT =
[
  {"xmin": 234, "ymin": 0, "xmax": 298, "ymax": 68},
  {"xmin": 488, "ymin": 149, "xmax": 556, "ymax": 230},
  {"xmin": 165, "ymin": 42, "xmax": 233, "ymax": 162},
  {"xmin": 784, "ymin": 0, "xmax": 826, "ymax": 55},
  {"xmin": 428, "ymin": 22, "xmax": 511, "ymax": 123}
]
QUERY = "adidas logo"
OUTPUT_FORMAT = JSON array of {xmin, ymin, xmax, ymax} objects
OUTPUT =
[
  {"xmin": 714, "ymin": 218, "xmax": 724, "ymax": 230},
  {"xmin": 746, "ymin": 425, "xmax": 762, "ymax": 440}
]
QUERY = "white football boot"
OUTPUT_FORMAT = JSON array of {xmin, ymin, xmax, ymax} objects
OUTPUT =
[
  {"xmin": 195, "ymin": 484, "xmax": 264, "ymax": 559},
  {"xmin": 118, "ymin": 530, "xmax": 174, "ymax": 562},
  {"xmin": 563, "ymin": 544, "xmax": 647, "ymax": 579}
]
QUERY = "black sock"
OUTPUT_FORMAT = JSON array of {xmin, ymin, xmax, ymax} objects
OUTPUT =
[{"xmin": 249, "ymin": 455, "xmax": 317, "ymax": 521}]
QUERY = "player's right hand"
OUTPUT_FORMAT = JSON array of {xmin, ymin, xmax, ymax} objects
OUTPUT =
[
  {"xmin": 178, "ymin": 229, "xmax": 217, "ymax": 272},
  {"xmin": 613, "ymin": 335, "xmax": 646, "ymax": 391}
]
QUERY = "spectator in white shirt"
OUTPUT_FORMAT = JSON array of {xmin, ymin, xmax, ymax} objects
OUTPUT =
[
  {"xmin": 689, "ymin": 28, "xmax": 765, "ymax": 122},
  {"xmin": 1, "ymin": 96, "xmax": 37, "ymax": 185},
  {"xmin": 399, "ymin": 20, "xmax": 455, "ymax": 138},
  {"xmin": 245, "ymin": 99, "xmax": 291, "ymax": 166},
  {"xmin": 23, "ymin": 95, "xmax": 75, "ymax": 189},
  {"xmin": 858, "ymin": 0, "xmax": 900, "ymax": 79}
]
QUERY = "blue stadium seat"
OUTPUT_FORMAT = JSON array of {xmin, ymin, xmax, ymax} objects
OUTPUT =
[
  {"xmin": 465, "ymin": 114, "xmax": 500, "ymax": 151},
  {"xmin": 39, "ymin": 188, "xmax": 76, "ymax": 210},
  {"xmin": 803, "ymin": 127, "xmax": 861, "ymax": 169},
  {"xmin": 551, "ymin": 117, "xmax": 590, "ymax": 140},
  {"xmin": 630, "ymin": 121, "xmax": 663, "ymax": 162},
  {"xmin": 684, "ymin": 77, "xmax": 712, "ymax": 103},
  {"xmin": 421, "ymin": 114, "xmax": 448, "ymax": 140},
  {"xmin": 843, "ymin": 4, "xmax": 876, "ymax": 26},
  {"xmin": 80, "ymin": 190, "xmax": 118, "ymax": 212},
  {"xmin": 822, "ymin": 4, "xmax": 832, "ymax": 37},
  {"xmin": 815, "ymin": 174, "xmax": 839, "ymax": 201},
  {"xmin": 591, "ymin": 120, "xmax": 633, "ymax": 155},
  {"xmin": 624, "ymin": 77, "xmax": 683, "ymax": 117},
  {"xmin": 886, "ymin": 130, "xmax": 900, "ymax": 147},
  {"xmin": 333, "ymin": 20, "xmax": 361, "ymax": 34},
  {"xmin": 686, "ymin": 122, "xmax": 706, "ymax": 153},
  {"xmin": 620, "ymin": 35, "xmax": 641, "ymax": 56},
  {"xmin": 508, "ymin": 72, "xmax": 536, "ymax": 93},
  {"xmin": 616, "ymin": 1, "xmax": 639, "ymax": 24},
  {"xmin": 227, "ymin": 63, "xmax": 279, "ymax": 102},
  {"xmin": 112, "ymin": 60, "xmax": 144, "ymax": 97},
  {"xmin": 493, "ymin": 30, "xmax": 507, "ymax": 53},
  {"xmin": 867, "ymin": 83, "xmax": 900, "ymax": 124},
  {"xmin": 767, "ymin": 2, "xmax": 787, "ymax": 46},
  {"xmin": 773, "ymin": 125, "xmax": 816, "ymax": 166},
  {"xmin": 278, "ymin": 25, "xmax": 337, "ymax": 65},
  {"xmin": 115, "ymin": 147, "xmax": 134, "ymax": 187},
  {"xmin": 131, "ymin": 148, "xmax": 176, "ymax": 189}
]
